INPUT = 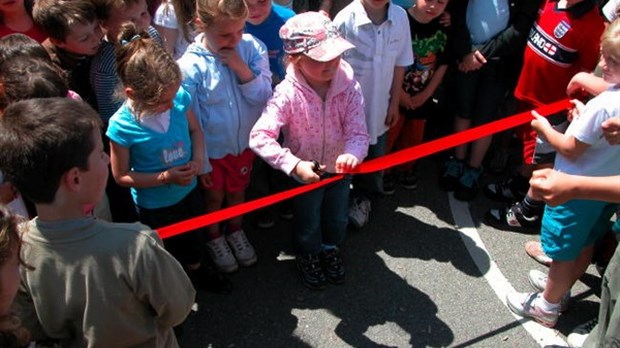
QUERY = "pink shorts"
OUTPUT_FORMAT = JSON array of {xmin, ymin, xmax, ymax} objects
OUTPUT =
[{"xmin": 209, "ymin": 149, "xmax": 255, "ymax": 192}]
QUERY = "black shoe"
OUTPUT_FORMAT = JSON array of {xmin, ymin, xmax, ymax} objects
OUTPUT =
[
  {"xmin": 400, "ymin": 171, "xmax": 418, "ymax": 190},
  {"xmin": 383, "ymin": 172, "xmax": 396, "ymax": 195},
  {"xmin": 279, "ymin": 206, "xmax": 294, "ymax": 220},
  {"xmin": 484, "ymin": 202, "xmax": 541, "ymax": 233},
  {"xmin": 454, "ymin": 166, "xmax": 482, "ymax": 201},
  {"xmin": 296, "ymin": 253, "xmax": 327, "ymax": 290},
  {"xmin": 438, "ymin": 157, "xmax": 464, "ymax": 192},
  {"xmin": 256, "ymin": 213, "xmax": 275, "ymax": 229},
  {"xmin": 188, "ymin": 264, "xmax": 233, "ymax": 294},
  {"xmin": 483, "ymin": 174, "xmax": 528, "ymax": 203},
  {"xmin": 321, "ymin": 248, "xmax": 346, "ymax": 284}
]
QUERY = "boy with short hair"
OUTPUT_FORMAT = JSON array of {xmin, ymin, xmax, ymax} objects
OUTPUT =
[
  {"xmin": 0, "ymin": 98, "xmax": 195, "ymax": 347},
  {"xmin": 333, "ymin": 0, "xmax": 414, "ymax": 228},
  {"xmin": 33, "ymin": 0, "xmax": 103, "ymax": 109}
]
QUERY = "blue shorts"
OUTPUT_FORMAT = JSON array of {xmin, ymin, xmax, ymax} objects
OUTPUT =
[{"xmin": 541, "ymin": 200, "xmax": 619, "ymax": 261}]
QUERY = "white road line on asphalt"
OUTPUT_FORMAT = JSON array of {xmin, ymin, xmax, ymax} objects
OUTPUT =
[{"xmin": 448, "ymin": 193, "xmax": 568, "ymax": 347}]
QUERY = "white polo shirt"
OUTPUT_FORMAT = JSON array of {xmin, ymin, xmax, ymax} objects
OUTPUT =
[{"xmin": 334, "ymin": 0, "xmax": 414, "ymax": 144}]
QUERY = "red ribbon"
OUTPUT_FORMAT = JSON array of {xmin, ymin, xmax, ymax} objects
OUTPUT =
[{"xmin": 157, "ymin": 99, "xmax": 571, "ymax": 239}]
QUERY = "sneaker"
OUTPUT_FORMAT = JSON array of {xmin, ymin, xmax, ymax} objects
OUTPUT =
[
  {"xmin": 187, "ymin": 264, "xmax": 233, "ymax": 294},
  {"xmin": 567, "ymin": 318, "xmax": 597, "ymax": 348},
  {"xmin": 206, "ymin": 236, "xmax": 238, "ymax": 273},
  {"xmin": 321, "ymin": 248, "xmax": 346, "ymax": 284},
  {"xmin": 506, "ymin": 291, "xmax": 559, "ymax": 327},
  {"xmin": 256, "ymin": 213, "xmax": 275, "ymax": 229},
  {"xmin": 527, "ymin": 269, "xmax": 571, "ymax": 312},
  {"xmin": 525, "ymin": 241, "xmax": 552, "ymax": 267},
  {"xmin": 348, "ymin": 196, "xmax": 371, "ymax": 229},
  {"xmin": 483, "ymin": 174, "xmax": 529, "ymax": 203},
  {"xmin": 485, "ymin": 202, "xmax": 541, "ymax": 233},
  {"xmin": 226, "ymin": 230, "xmax": 257, "ymax": 267},
  {"xmin": 383, "ymin": 172, "xmax": 396, "ymax": 195},
  {"xmin": 400, "ymin": 170, "xmax": 418, "ymax": 190},
  {"xmin": 279, "ymin": 205, "xmax": 294, "ymax": 220},
  {"xmin": 438, "ymin": 157, "xmax": 464, "ymax": 192},
  {"xmin": 296, "ymin": 253, "xmax": 327, "ymax": 290},
  {"xmin": 454, "ymin": 166, "xmax": 482, "ymax": 201}
]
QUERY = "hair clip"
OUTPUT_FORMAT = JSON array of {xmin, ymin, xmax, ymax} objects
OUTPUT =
[{"xmin": 120, "ymin": 34, "xmax": 142, "ymax": 46}]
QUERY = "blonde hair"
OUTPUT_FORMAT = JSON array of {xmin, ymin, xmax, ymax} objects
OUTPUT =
[
  {"xmin": 115, "ymin": 22, "xmax": 181, "ymax": 117},
  {"xmin": 601, "ymin": 19, "xmax": 620, "ymax": 66},
  {"xmin": 195, "ymin": 0, "xmax": 247, "ymax": 28},
  {"xmin": 0, "ymin": 205, "xmax": 30, "ymax": 346}
]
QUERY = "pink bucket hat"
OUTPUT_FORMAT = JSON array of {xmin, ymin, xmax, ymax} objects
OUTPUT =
[{"xmin": 279, "ymin": 11, "xmax": 355, "ymax": 62}]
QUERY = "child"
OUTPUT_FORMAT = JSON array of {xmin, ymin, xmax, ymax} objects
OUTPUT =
[
  {"xmin": 0, "ymin": 98, "xmax": 196, "ymax": 346},
  {"xmin": 106, "ymin": 23, "xmax": 231, "ymax": 293},
  {"xmin": 153, "ymin": 0, "xmax": 196, "ymax": 59},
  {"xmin": 0, "ymin": 206, "xmax": 30, "ymax": 348},
  {"xmin": 250, "ymin": 11, "xmax": 369, "ymax": 289},
  {"xmin": 0, "ymin": 33, "xmax": 51, "ymax": 64},
  {"xmin": 178, "ymin": 0, "xmax": 272, "ymax": 273},
  {"xmin": 333, "ymin": 0, "xmax": 413, "ymax": 229},
  {"xmin": 506, "ymin": 19, "xmax": 620, "ymax": 328},
  {"xmin": 384, "ymin": 0, "xmax": 451, "ymax": 194},
  {"xmin": 0, "ymin": 0, "xmax": 46, "ymax": 42},
  {"xmin": 484, "ymin": 0, "xmax": 605, "ymax": 231},
  {"xmin": 33, "ymin": 0, "xmax": 103, "ymax": 109},
  {"xmin": 90, "ymin": 0, "xmax": 163, "ymax": 122}
]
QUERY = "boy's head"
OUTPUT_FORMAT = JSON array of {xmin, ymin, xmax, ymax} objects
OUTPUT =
[
  {"xmin": 0, "ymin": 34, "xmax": 51, "ymax": 67},
  {"xmin": 33, "ymin": 0, "xmax": 103, "ymax": 56},
  {"xmin": 195, "ymin": 0, "xmax": 248, "ymax": 52},
  {"xmin": 360, "ymin": 0, "xmax": 391, "ymax": 14},
  {"xmin": 0, "ymin": 98, "xmax": 107, "ymax": 206},
  {"xmin": 246, "ymin": 0, "xmax": 272, "ymax": 26},
  {"xmin": 93, "ymin": 0, "xmax": 151, "ymax": 42},
  {"xmin": 280, "ymin": 12, "xmax": 354, "ymax": 62},
  {"xmin": 410, "ymin": 0, "xmax": 449, "ymax": 23},
  {"xmin": 600, "ymin": 18, "xmax": 620, "ymax": 82}
]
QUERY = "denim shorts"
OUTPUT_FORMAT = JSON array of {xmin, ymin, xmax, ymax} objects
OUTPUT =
[{"xmin": 541, "ymin": 200, "xmax": 619, "ymax": 261}]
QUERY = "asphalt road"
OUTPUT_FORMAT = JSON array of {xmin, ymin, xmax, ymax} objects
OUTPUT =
[{"xmin": 177, "ymin": 155, "xmax": 602, "ymax": 348}]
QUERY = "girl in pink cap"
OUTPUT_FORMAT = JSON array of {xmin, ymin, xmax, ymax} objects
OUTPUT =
[{"xmin": 250, "ymin": 11, "xmax": 369, "ymax": 290}]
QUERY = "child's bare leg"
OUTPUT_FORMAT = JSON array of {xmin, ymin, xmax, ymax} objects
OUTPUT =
[
  {"xmin": 225, "ymin": 190, "xmax": 245, "ymax": 231},
  {"xmin": 544, "ymin": 246, "xmax": 593, "ymax": 303},
  {"xmin": 454, "ymin": 117, "xmax": 471, "ymax": 160},
  {"xmin": 205, "ymin": 189, "xmax": 225, "ymax": 239},
  {"xmin": 468, "ymin": 135, "xmax": 493, "ymax": 168}
]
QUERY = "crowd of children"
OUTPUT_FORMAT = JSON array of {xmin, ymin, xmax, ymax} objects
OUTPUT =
[{"xmin": 0, "ymin": 0, "xmax": 619, "ymax": 346}]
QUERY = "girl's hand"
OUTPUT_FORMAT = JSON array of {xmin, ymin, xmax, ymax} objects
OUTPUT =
[
  {"xmin": 530, "ymin": 110, "xmax": 551, "ymax": 133},
  {"xmin": 199, "ymin": 173, "xmax": 214, "ymax": 188},
  {"xmin": 409, "ymin": 92, "xmax": 430, "ymax": 110},
  {"xmin": 458, "ymin": 51, "xmax": 486, "ymax": 72},
  {"xmin": 167, "ymin": 163, "xmax": 196, "ymax": 186},
  {"xmin": 335, "ymin": 154, "xmax": 359, "ymax": 173},
  {"xmin": 439, "ymin": 11, "xmax": 451, "ymax": 27},
  {"xmin": 0, "ymin": 181, "xmax": 17, "ymax": 204},
  {"xmin": 567, "ymin": 99, "xmax": 585, "ymax": 122},
  {"xmin": 385, "ymin": 103, "xmax": 400, "ymax": 127},
  {"xmin": 293, "ymin": 160, "xmax": 321, "ymax": 183},
  {"xmin": 602, "ymin": 118, "xmax": 620, "ymax": 145},
  {"xmin": 186, "ymin": 160, "xmax": 201, "ymax": 177}
]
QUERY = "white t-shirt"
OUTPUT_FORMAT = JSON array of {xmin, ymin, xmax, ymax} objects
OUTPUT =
[
  {"xmin": 334, "ymin": 1, "xmax": 414, "ymax": 144},
  {"xmin": 153, "ymin": 0, "xmax": 194, "ymax": 59},
  {"xmin": 555, "ymin": 86, "xmax": 620, "ymax": 177}
]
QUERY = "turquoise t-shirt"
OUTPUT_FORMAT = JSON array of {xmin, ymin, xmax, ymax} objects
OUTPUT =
[{"xmin": 106, "ymin": 87, "xmax": 197, "ymax": 209}]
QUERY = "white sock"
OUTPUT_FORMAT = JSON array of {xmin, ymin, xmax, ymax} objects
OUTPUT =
[{"xmin": 536, "ymin": 294, "xmax": 560, "ymax": 312}]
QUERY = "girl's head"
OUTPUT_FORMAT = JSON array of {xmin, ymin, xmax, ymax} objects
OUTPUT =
[
  {"xmin": 0, "ymin": 33, "xmax": 51, "ymax": 67},
  {"xmin": 0, "ymin": 205, "xmax": 30, "ymax": 346},
  {"xmin": 0, "ymin": 58, "xmax": 69, "ymax": 112},
  {"xmin": 115, "ymin": 22, "xmax": 181, "ymax": 117},
  {"xmin": 95, "ymin": 0, "xmax": 151, "ymax": 41},
  {"xmin": 600, "ymin": 19, "xmax": 620, "ymax": 83},
  {"xmin": 172, "ymin": 0, "xmax": 196, "ymax": 42},
  {"xmin": 195, "ymin": 0, "xmax": 247, "ymax": 52}
]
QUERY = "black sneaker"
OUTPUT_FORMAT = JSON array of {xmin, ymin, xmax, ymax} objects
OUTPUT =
[
  {"xmin": 484, "ymin": 202, "xmax": 541, "ymax": 233},
  {"xmin": 256, "ymin": 213, "xmax": 275, "ymax": 229},
  {"xmin": 454, "ymin": 166, "xmax": 482, "ymax": 201},
  {"xmin": 438, "ymin": 157, "xmax": 464, "ymax": 192},
  {"xmin": 400, "ymin": 170, "xmax": 418, "ymax": 190},
  {"xmin": 187, "ymin": 264, "xmax": 233, "ymax": 294},
  {"xmin": 279, "ymin": 205, "xmax": 294, "ymax": 220},
  {"xmin": 321, "ymin": 248, "xmax": 346, "ymax": 284},
  {"xmin": 383, "ymin": 172, "xmax": 396, "ymax": 195},
  {"xmin": 296, "ymin": 253, "xmax": 327, "ymax": 290},
  {"xmin": 483, "ymin": 174, "xmax": 528, "ymax": 203}
]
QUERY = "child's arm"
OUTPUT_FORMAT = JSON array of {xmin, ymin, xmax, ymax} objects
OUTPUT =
[
  {"xmin": 567, "ymin": 72, "xmax": 612, "ymax": 98},
  {"xmin": 109, "ymin": 142, "xmax": 196, "ymax": 187},
  {"xmin": 530, "ymin": 111, "xmax": 589, "ymax": 160},
  {"xmin": 219, "ymin": 48, "xmax": 254, "ymax": 83},
  {"xmin": 409, "ymin": 64, "xmax": 448, "ymax": 110},
  {"xmin": 340, "ymin": 80, "xmax": 369, "ymax": 173},
  {"xmin": 186, "ymin": 109, "xmax": 213, "ymax": 188},
  {"xmin": 386, "ymin": 66, "xmax": 405, "ymax": 127},
  {"xmin": 530, "ymin": 169, "xmax": 620, "ymax": 205},
  {"xmin": 233, "ymin": 38, "xmax": 273, "ymax": 106}
]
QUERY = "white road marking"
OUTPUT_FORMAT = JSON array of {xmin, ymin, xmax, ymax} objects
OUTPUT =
[{"xmin": 448, "ymin": 193, "xmax": 568, "ymax": 347}]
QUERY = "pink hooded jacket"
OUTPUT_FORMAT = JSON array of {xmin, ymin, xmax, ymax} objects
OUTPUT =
[{"xmin": 250, "ymin": 59, "xmax": 369, "ymax": 175}]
